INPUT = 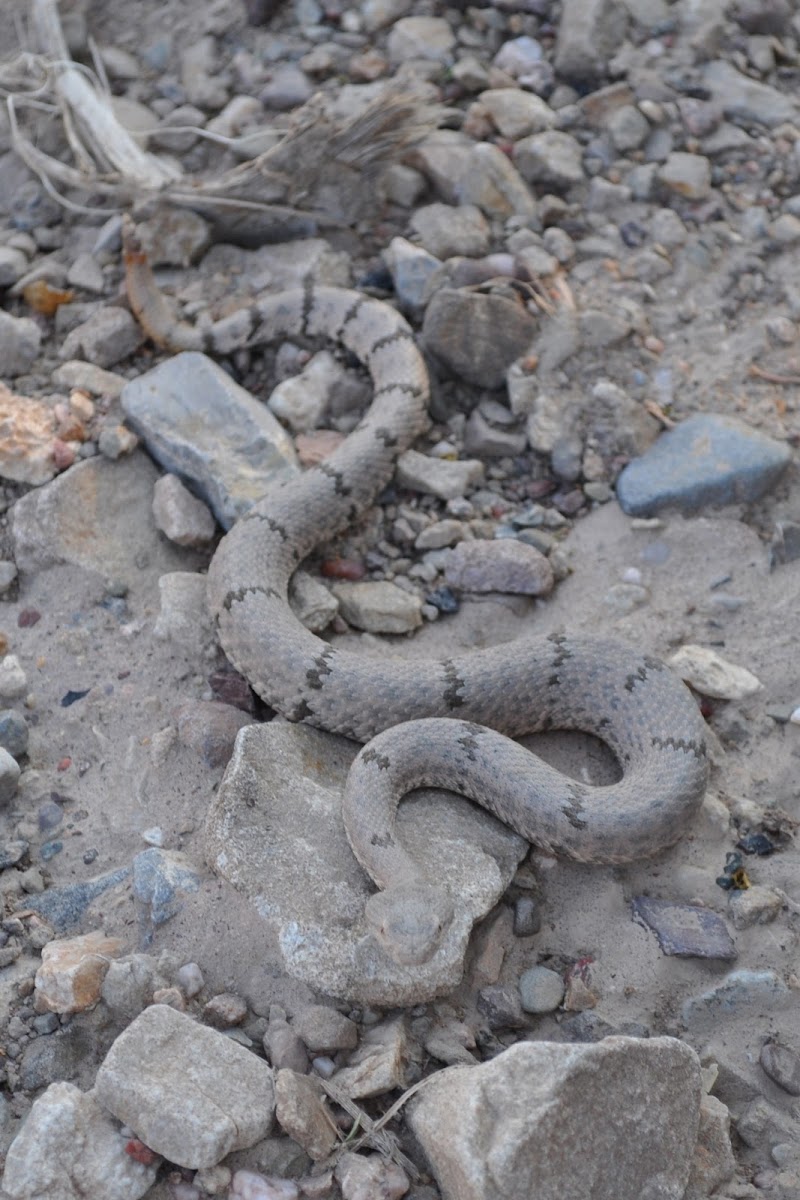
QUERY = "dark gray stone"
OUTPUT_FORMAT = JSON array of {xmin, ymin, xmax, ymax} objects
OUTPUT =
[
  {"xmin": 760, "ymin": 1041, "xmax": 800, "ymax": 1097},
  {"xmin": 0, "ymin": 710, "xmax": 27, "ymax": 759},
  {"xmin": 477, "ymin": 985, "xmax": 526, "ymax": 1029},
  {"xmin": 22, "ymin": 867, "xmax": 131, "ymax": 931},
  {"xmin": 632, "ymin": 896, "xmax": 737, "ymax": 960},
  {"xmin": 616, "ymin": 414, "xmax": 791, "ymax": 517},
  {"xmin": 121, "ymin": 351, "xmax": 298, "ymax": 529},
  {"xmin": 132, "ymin": 848, "xmax": 201, "ymax": 934}
]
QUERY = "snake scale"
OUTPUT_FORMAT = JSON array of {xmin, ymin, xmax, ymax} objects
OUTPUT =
[{"xmin": 123, "ymin": 218, "xmax": 709, "ymax": 965}]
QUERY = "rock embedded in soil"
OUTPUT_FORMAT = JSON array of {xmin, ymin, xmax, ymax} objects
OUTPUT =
[
  {"xmin": 668, "ymin": 645, "xmax": 762, "ymax": 701},
  {"xmin": 35, "ymin": 930, "xmax": 125, "ymax": 1014},
  {"xmin": 422, "ymin": 289, "xmax": 538, "ymax": 389},
  {"xmin": 616, "ymin": 414, "xmax": 791, "ymax": 517},
  {"xmin": 94, "ymin": 1003, "xmax": 276, "ymax": 1169},
  {"xmin": 331, "ymin": 580, "xmax": 422, "ymax": 634},
  {"xmin": 408, "ymin": 1036, "xmax": 701, "ymax": 1200},
  {"xmin": 445, "ymin": 538, "xmax": 554, "ymax": 595},
  {"xmin": 0, "ymin": 383, "xmax": 58, "ymax": 485},
  {"xmin": 395, "ymin": 449, "xmax": 484, "ymax": 499}
]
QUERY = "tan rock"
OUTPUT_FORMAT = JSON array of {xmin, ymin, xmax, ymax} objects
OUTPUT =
[
  {"xmin": 0, "ymin": 382, "xmax": 56, "ymax": 485},
  {"xmin": 274, "ymin": 1069, "xmax": 338, "ymax": 1160},
  {"xmin": 35, "ymin": 931, "xmax": 125, "ymax": 1014}
]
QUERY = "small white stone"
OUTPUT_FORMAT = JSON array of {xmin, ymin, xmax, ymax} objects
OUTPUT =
[
  {"xmin": 141, "ymin": 827, "xmax": 164, "ymax": 847},
  {"xmin": 668, "ymin": 646, "xmax": 762, "ymax": 701}
]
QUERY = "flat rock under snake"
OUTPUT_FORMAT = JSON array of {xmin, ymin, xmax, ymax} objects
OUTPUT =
[{"xmin": 123, "ymin": 219, "xmax": 709, "ymax": 966}]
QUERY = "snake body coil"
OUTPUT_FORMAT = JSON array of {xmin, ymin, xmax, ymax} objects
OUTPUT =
[{"xmin": 124, "ymin": 220, "xmax": 709, "ymax": 965}]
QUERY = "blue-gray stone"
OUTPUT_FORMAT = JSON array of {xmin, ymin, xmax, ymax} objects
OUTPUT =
[
  {"xmin": 519, "ymin": 965, "xmax": 565, "ymax": 1014},
  {"xmin": 133, "ymin": 848, "xmax": 201, "ymax": 934},
  {"xmin": 616, "ymin": 414, "xmax": 792, "ymax": 517},
  {"xmin": 632, "ymin": 896, "xmax": 737, "ymax": 960},
  {"xmin": 0, "ymin": 710, "xmax": 28, "ymax": 759},
  {"xmin": 23, "ymin": 867, "xmax": 131, "ymax": 931},
  {"xmin": 682, "ymin": 969, "xmax": 790, "ymax": 1030},
  {"xmin": 121, "ymin": 352, "xmax": 299, "ymax": 529}
]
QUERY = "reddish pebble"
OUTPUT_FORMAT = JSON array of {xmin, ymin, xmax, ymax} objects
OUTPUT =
[
  {"xmin": 125, "ymin": 1139, "xmax": 158, "ymax": 1165},
  {"xmin": 18, "ymin": 609, "xmax": 41, "ymax": 628},
  {"xmin": 320, "ymin": 558, "xmax": 365, "ymax": 581},
  {"xmin": 52, "ymin": 439, "xmax": 76, "ymax": 470},
  {"xmin": 57, "ymin": 757, "xmax": 72, "ymax": 772}
]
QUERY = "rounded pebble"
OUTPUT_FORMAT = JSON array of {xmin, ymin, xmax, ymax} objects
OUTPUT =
[{"xmin": 519, "ymin": 965, "xmax": 565, "ymax": 1014}]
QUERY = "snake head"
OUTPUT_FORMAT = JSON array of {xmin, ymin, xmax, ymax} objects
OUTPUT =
[{"xmin": 365, "ymin": 882, "xmax": 455, "ymax": 966}]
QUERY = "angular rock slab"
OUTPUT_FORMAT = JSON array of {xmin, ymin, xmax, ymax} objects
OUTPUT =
[
  {"xmin": 408, "ymin": 1037, "xmax": 702, "ymax": 1200},
  {"xmin": 94, "ymin": 1004, "xmax": 275, "ymax": 1169},
  {"xmin": 203, "ymin": 721, "xmax": 528, "ymax": 1005},
  {"xmin": 1, "ymin": 1081, "xmax": 158, "ymax": 1200},
  {"xmin": 10, "ymin": 453, "xmax": 189, "ymax": 584},
  {"xmin": 121, "ymin": 351, "xmax": 298, "ymax": 529},
  {"xmin": 616, "ymin": 413, "xmax": 791, "ymax": 516}
]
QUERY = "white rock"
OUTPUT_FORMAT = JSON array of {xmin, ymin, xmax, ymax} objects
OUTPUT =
[
  {"xmin": 0, "ymin": 746, "xmax": 21, "ymax": 804},
  {"xmin": 152, "ymin": 474, "xmax": 216, "ymax": 547},
  {"xmin": 267, "ymin": 350, "xmax": 340, "ymax": 433},
  {"xmin": 668, "ymin": 645, "xmax": 762, "ymax": 700},
  {"xmin": 230, "ymin": 1171, "xmax": 299, "ymax": 1200},
  {"xmin": 1, "ymin": 1082, "xmax": 158, "ymax": 1200},
  {"xmin": 396, "ymin": 449, "xmax": 484, "ymax": 500},
  {"xmin": 408, "ymin": 1037, "xmax": 701, "ymax": 1200},
  {"xmin": 94, "ymin": 1004, "xmax": 275, "ymax": 1169},
  {"xmin": 289, "ymin": 571, "xmax": 339, "ymax": 632},
  {"xmin": 153, "ymin": 572, "xmax": 215, "ymax": 652},
  {"xmin": 0, "ymin": 655, "xmax": 28, "ymax": 700}
]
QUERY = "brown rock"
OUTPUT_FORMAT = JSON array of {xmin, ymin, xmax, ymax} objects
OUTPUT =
[
  {"xmin": 0, "ymin": 383, "xmax": 56, "ymax": 485},
  {"xmin": 35, "ymin": 931, "xmax": 125, "ymax": 1014},
  {"xmin": 275, "ymin": 1069, "xmax": 338, "ymax": 1160}
]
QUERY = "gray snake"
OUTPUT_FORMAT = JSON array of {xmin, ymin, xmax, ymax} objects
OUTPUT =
[{"xmin": 123, "ymin": 218, "xmax": 709, "ymax": 966}]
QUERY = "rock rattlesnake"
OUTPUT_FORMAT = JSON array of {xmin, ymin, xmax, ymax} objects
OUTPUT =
[{"xmin": 123, "ymin": 217, "xmax": 709, "ymax": 966}]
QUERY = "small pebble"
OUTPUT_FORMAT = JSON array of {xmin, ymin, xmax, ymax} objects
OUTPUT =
[{"xmin": 519, "ymin": 965, "xmax": 565, "ymax": 1014}]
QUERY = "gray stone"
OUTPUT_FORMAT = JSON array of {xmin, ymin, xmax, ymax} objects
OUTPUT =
[
  {"xmin": 464, "ymin": 401, "xmax": 527, "ymax": 459},
  {"xmin": 769, "ymin": 213, "xmax": 800, "ymax": 244},
  {"xmin": 631, "ymin": 896, "xmax": 737, "ymax": 960},
  {"xmin": 22, "ymin": 868, "xmax": 131, "ymax": 932},
  {"xmin": 383, "ymin": 237, "xmax": 440, "ymax": 313},
  {"xmin": 174, "ymin": 699, "xmax": 252, "ymax": 767},
  {"xmin": 396, "ymin": 449, "xmax": 484, "ymax": 499},
  {"xmin": 616, "ymin": 414, "xmax": 791, "ymax": 517},
  {"xmin": 134, "ymin": 211, "xmax": 211, "ymax": 268},
  {"xmin": 152, "ymin": 474, "xmax": 216, "ymax": 547},
  {"xmin": 66, "ymin": 252, "xmax": 105, "ymax": 294},
  {"xmin": 760, "ymin": 1042, "xmax": 800, "ymax": 1097},
  {"xmin": 423, "ymin": 289, "xmax": 537, "ymax": 389},
  {"xmin": 456, "ymin": 143, "xmax": 538, "ymax": 220},
  {"xmin": 0, "ymin": 310, "xmax": 42, "ymax": 377},
  {"xmin": 686, "ymin": 1094, "xmax": 737, "ymax": 1200},
  {"xmin": 331, "ymin": 1016, "xmax": 410, "ymax": 1099},
  {"xmin": 608, "ymin": 105, "xmax": 650, "ymax": 151},
  {"xmin": 727, "ymin": 885, "xmax": 783, "ymax": 930},
  {"xmin": 59, "ymin": 307, "xmax": 143, "ymax": 368},
  {"xmin": 101, "ymin": 954, "xmax": 169, "ymax": 1022},
  {"xmin": 493, "ymin": 36, "xmax": 543, "ymax": 77},
  {"xmin": 0, "ymin": 560, "xmax": 17, "ymax": 593},
  {"xmin": 51, "ymin": 361, "xmax": 127, "ymax": 399},
  {"xmin": 1, "ymin": 1082, "xmax": 158, "ymax": 1200},
  {"xmin": 0, "ymin": 747, "xmax": 21, "ymax": 804},
  {"xmin": 514, "ymin": 131, "xmax": 585, "ymax": 191},
  {"xmin": 335, "ymin": 1153, "xmax": 410, "ymax": 1200},
  {"xmin": 410, "ymin": 204, "xmax": 490, "ymax": 260},
  {"xmin": 518, "ymin": 965, "xmax": 565, "ymax": 1013},
  {"xmin": 361, "ymin": 0, "xmax": 413, "ymax": 31},
  {"xmin": 408, "ymin": 1037, "xmax": 701, "ymax": 1200},
  {"xmin": 10, "ymin": 453, "xmax": 190, "ymax": 586},
  {"xmin": 682, "ymin": 970, "xmax": 791, "ymax": 1031},
  {"xmin": 0, "ymin": 655, "xmax": 26, "ymax": 701},
  {"xmin": 554, "ymin": 0, "xmax": 629, "ymax": 83},
  {"xmin": 478, "ymin": 89, "xmax": 555, "ymax": 139},
  {"xmin": 0, "ymin": 246, "xmax": 29, "ymax": 287},
  {"xmin": 121, "ymin": 352, "xmax": 298, "ymax": 529},
  {"xmin": 386, "ymin": 17, "xmax": 455, "ymax": 63},
  {"xmin": 132, "ymin": 848, "xmax": 201, "ymax": 930},
  {"xmin": 275, "ymin": 1069, "xmax": 338, "ymax": 1161},
  {"xmin": 702, "ymin": 59, "xmax": 798, "ymax": 128},
  {"xmin": 332, "ymin": 580, "xmax": 422, "ymax": 634},
  {"xmin": 151, "ymin": 103, "xmax": 207, "ymax": 153},
  {"xmin": 153, "ymin": 571, "xmax": 216, "ymax": 652},
  {"xmin": 289, "ymin": 571, "xmax": 338, "ymax": 633},
  {"xmin": 292, "ymin": 1006, "xmax": 358, "ymax": 1054},
  {"xmin": 264, "ymin": 1007, "xmax": 310, "ymax": 1075},
  {"xmin": 267, "ymin": 350, "xmax": 341, "ymax": 433},
  {"xmin": 203, "ymin": 721, "xmax": 527, "ymax": 1005},
  {"xmin": 445, "ymin": 539, "xmax": 554, "ymax": 595},
  {"xmin": 667, "ymin": 645, "xmax": 761, "ymax": 701},
  {"xmin": 658, "ymin": 152, "xmax": 712, "ymax": 200},
  {"xmin": 94, "ymin": 1004, "xmax": 275, "ymax": 1169}
]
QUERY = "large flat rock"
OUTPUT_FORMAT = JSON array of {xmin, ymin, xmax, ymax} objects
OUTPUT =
[{"xmin": 203, "ymin": 720, "xmax": 527, "ymax": 1005}]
